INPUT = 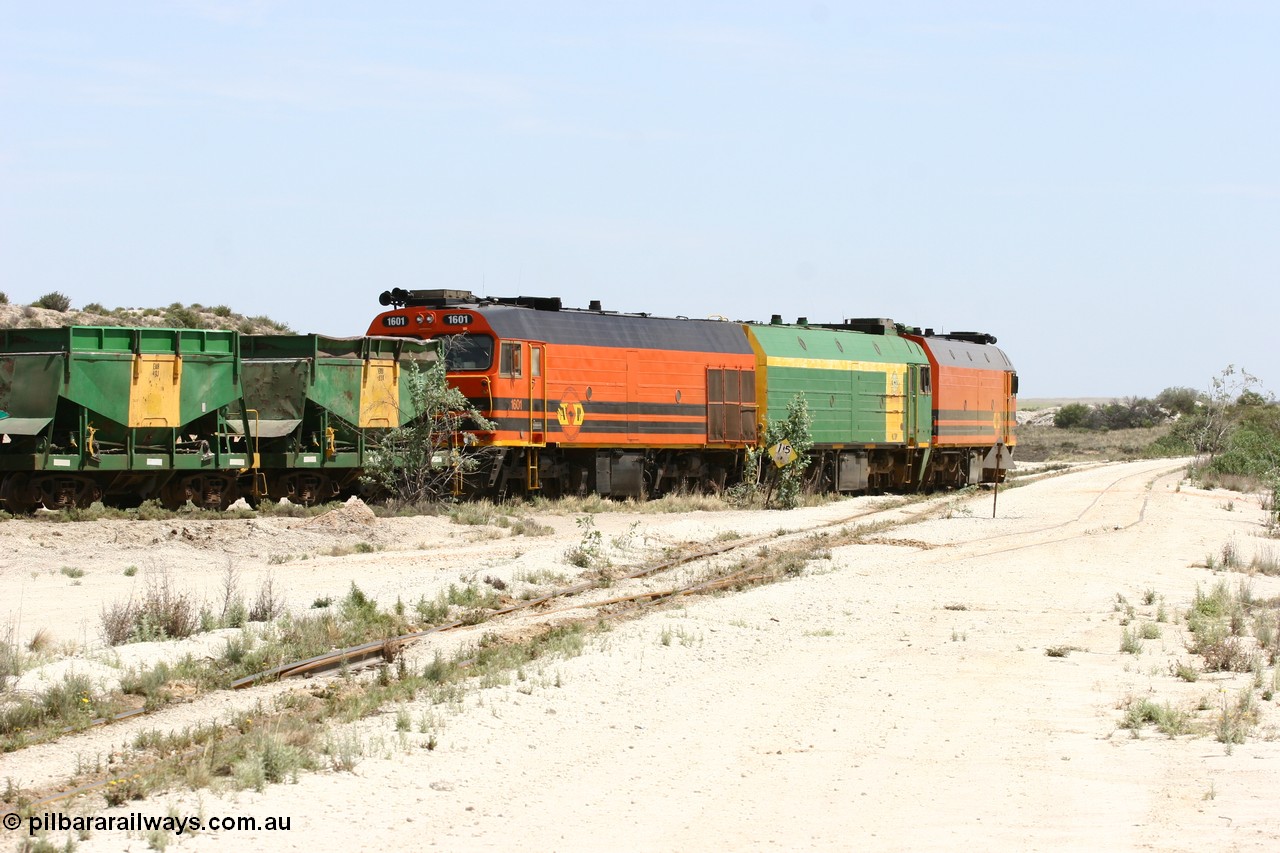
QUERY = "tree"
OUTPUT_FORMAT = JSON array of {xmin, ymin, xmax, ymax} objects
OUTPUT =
[
  {"xmin": 747, "ymin": 393, "xmax": 814, "ymax": 509},
  {"xmin": 1054, "ymin": 403, "xmax": 1092, "ymax": 429},
  {"xmin": 1195, "ymin": 365, "xmax": 1268, "ymax": 456},
  {"xmin": 1155, "ymin": 386, "xmax": 1202, "ymax": 417},
  {"xmin": 33, "ymin": 291, "xmax": 71, "ymax": 312},
  {"xmin": 361, "ymin": 358, "xmax": 494, "ymax": 505}
]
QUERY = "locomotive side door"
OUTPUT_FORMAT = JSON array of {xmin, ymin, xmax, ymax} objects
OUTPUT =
[
  {"xmin": 499, "ymin": 340, "xmax": 547, "ymax": 446},
  {"xmin": 529, "ymin": 342, "xmax": 546, "ymax": 447},
  {"xmin": 1004, "ymin": 370, "xmax": 1018, "ymax": 445},
  {"xmin": 905, "ymin": 365, "xmax": 917, "ymax": 446}
]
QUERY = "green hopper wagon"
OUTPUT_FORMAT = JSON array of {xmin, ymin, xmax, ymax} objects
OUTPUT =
[
  {"xmin": 0, "ymin": 326, "xmax": 251, "ymax": 511},
  {"xmin": 235, "ymin": 335, "xmax": 439, "ymax": 504}
]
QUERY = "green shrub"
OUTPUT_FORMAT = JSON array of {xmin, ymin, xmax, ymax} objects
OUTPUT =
[
  {"xmin": 166, "ymin": 307, "xmax": 204, "ymax": 329},
  {"xmin": 1156, "ymin": 386, "xmax": 1203, "ymax": 416},
  {"xmin": 744, "ymin": 393, "xmax": 813, "ymax": 509},
  {"xmin": 33, "ymin": 291, "xmax": 72, "ymax": 312},
  {"xmin": 1053, "ymin": 403, "xmax": 1091, "ymax": 429},
  {"xmin": 361, "ymin": 358, "xmax": 495, "ymax": 504},
  {"xmin": 1055, "ymin": 399, "xmax": 1168, "ymax": 431}
]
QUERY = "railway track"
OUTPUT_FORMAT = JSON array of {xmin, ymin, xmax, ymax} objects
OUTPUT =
[
  {"xmin": 4, "ymin": 486, "xmax": 977, "ymax": 806},
  {"xmin": 4, "ymin": 460, "xmax": 1186, "ymax": 816},
  {"xmin": 84, "ymin": 460, "xmax": 1157, "ymax": 703},
  {"xmin": 909, "ymin": 459, "xmax": 1188, "ymax": 565}
]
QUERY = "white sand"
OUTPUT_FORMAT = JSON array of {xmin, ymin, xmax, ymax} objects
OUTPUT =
[{"xmin": 3, "ymin": 458, "xmax": 1279, "ymax": 852}]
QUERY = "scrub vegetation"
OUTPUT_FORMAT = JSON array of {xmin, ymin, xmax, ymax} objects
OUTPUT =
[
  {"xmin": 1023, "ymin": 368, "xmax": 1280, "ymax": 501},
  {"xmin": 0, "ymin": 298, "xmax": 292, "ymax": 334},
  {"xmin": 361, "ymin": 360, "xmax": 496, "ymax": 506}
]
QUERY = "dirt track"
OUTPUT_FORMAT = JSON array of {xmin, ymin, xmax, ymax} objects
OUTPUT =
[{"xmin": 3, "ymin": 459, "xmax": 1279, "ymax": 852}]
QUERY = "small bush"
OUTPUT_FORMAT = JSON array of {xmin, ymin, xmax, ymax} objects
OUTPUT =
[
  {"xmin": 100, "ymin": 572, "xmax": 198, "ymax": 645},
  {"xmin": 1054, "ymin": 403, "xmax": 1092, "ymax": 429},
  {"xmin": 102, "ymin": 774, "xmax": 148, "ymax": 806},
  {"xmin": 1, "ymin": 627, "xmax": 27, "ymax": 682},
  {"xmin": 1121, "ymin": 697, "xmax": 1191, "ymax": 738},
  {"xmin": 510, "ymin": 518, "xmax": 554, "ymax": 536},
  {"xmin": 248, "ymin": 574, "xmax": 284, "ymax": 622},
  {"xmin": 166, "ymin": 307, "xmax": 204, "ymax": 329},
  {"xmin": 33, "ymin": 291, "xmax": 72, "ymax": 312},
  {"xmin": 564, "ymin": 515, "xmax": 605, "ymax": 568},
  {"xmin": 450, "ymin": 503, "xmax": 498, "ymax": 526},
  {"xmin": 1252, "ymin": 546, "xmax": 1279, "ymax": 576}
]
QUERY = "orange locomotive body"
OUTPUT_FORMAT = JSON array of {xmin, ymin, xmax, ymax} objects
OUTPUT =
[
  {"xmin": 367, "ymin": 290, "xmax": 758, "ymax": 497},
  {"xmin": 901, "ymin": 330, "xmax": 1018, "ymax": 487}
]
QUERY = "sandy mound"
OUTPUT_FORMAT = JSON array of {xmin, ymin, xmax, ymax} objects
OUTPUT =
[{"xmin": 302, "ymin": 496, "xmax": 377, "ymax": 533}]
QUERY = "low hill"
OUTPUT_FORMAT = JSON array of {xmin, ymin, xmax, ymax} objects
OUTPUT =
[{"xmin": 0, "ymin": 299, "xmax": 292, "ymax": 335}]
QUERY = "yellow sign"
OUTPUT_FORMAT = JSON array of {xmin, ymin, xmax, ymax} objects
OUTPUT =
[
  {"xmin": 557, "ymin": 401, "xmax": 585, "ymax": 427},
  {"xmin": 769, "ymin": 441, "xmax": 798, "ymax": 468}
]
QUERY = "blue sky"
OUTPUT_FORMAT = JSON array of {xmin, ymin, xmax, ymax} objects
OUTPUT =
[{"xmin": 2, "ymin": 1, "xmax": 1276, "ymax": 397}]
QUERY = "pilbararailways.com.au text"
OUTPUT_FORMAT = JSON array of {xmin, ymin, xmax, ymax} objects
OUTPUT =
[{"xmin": 12, "ymin": 810, "xmax": 292, "ymax": 836}]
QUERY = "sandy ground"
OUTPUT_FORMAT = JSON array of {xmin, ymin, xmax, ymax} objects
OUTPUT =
[{"xmin": 3, "ymin": 458, "xmax": 1280, "ymax": 852}]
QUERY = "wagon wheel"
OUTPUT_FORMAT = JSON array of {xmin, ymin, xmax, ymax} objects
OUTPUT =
[
  {"xmin": 0, "ymin": 473, "xmax": 36, "ymax": 515},
  {"xmin": 268, "ymin": 472, "xmax": 335, "ymax": 506},
  {"xmin": 161, "ymin": 474, "xmax": 239, "ymax": 511}
]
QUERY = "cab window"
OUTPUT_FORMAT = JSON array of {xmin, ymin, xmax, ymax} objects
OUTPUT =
[
  {"xmin": 499, "ymin": 342, "xmax": 523, "ymax": 377},
  {"xmin": 442, "ymin": 334, "xmax": 493, "ymax": 371}
]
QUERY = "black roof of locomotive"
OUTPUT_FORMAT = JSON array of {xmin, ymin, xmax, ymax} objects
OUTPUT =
[
  {"xmin": 380, "ymin": 289, "xmax": 752, "ymax": 354},
  {"xmin": 473, "ymin": 304, "xmax": 754, "ymax": 354}
]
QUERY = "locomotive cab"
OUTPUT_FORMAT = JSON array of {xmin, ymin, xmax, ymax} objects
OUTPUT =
[{"xmin": 367, "ymin": 291, "xmax": 548, "ymax": 450}]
